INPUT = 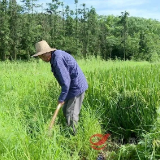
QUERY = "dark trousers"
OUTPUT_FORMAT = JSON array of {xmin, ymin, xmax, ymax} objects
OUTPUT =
[{"xmin": 62, "ymin": 92, "xmax": 85, "ymax": 133}]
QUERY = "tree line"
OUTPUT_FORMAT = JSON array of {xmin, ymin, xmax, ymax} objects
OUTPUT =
[{"xmin": 0, "ymin": 0, "xmax": 160, "ymax": 61}]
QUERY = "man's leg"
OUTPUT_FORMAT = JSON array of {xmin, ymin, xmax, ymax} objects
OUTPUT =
[{"xmin": 62, "ymin": 92, "xmax": 85, "ymax": 134}]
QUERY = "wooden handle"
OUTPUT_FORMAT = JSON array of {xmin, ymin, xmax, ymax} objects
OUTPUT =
[{"xmin": 49, "ymin": 104, "xmax": 62, "ymax": 130}]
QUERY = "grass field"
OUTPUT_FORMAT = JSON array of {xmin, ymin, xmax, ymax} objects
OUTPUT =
[{"xmin": 0, "ymin": 58, "xmax": 160, "ymax": 160}]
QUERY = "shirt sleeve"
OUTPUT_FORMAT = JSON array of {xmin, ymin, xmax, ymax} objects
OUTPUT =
[{"xmin": 54, "ymin": 59, "xmax": 71, "ymax": 102}]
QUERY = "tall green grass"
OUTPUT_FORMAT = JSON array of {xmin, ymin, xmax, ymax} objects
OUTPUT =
[{"xmin": 0, "ymin": 58, "xmax": 160, "ymax": 159}]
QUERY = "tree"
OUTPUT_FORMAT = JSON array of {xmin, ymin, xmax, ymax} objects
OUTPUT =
[
  {"xmin": 119, "ymin": 11, "xmax": 129, "ymax": 60},
  {"xmin": 0, "ymin": 0, "xmax": 10, "ymax": 60},
  {"xmin": 9, "ymin": 0, "xmax": 22, "ymax": 60},
  {"xmin": 21, "ymin": 0, "xmax": 38, "ymax": 59}
]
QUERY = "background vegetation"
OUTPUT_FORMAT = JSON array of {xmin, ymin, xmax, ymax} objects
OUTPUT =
[
  {"xmin": 0, "ymin": 59, "xmax": 160, "ymax": 159},
  {"xmin": 0, "ymin": 0, "xmax": 160, "ymax": 61}
]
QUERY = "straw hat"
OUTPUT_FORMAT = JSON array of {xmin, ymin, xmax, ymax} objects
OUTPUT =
[{"xmin": 31, "ymin": 40, "xmax": 56, "ymax": 57}]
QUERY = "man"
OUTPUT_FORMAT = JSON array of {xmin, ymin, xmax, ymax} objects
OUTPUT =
[{"xmin": 32, "ymin": 40, "xmax": 88, "ymax": 134}]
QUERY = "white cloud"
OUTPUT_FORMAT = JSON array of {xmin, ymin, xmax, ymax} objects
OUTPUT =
[
  {"xmin": 106, "ymin": 0, "xmax": 148, "ymax": 8},
  {"xmin": 75, "ymin": 0, "xmax": 148, "ymax": 9},
  {"xmin": 97, "ymin": 8, "xmax": 160, "ymax": 21},
  {"xmin": 16, "ymin": 0, "xmax": 160, "ymax": 21},
  {"xmin": 74, "ymin": 0, "xmax": 159, "ymax": 20}
]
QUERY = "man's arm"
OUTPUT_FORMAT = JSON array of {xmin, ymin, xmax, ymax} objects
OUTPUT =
[{"xmin": 54, "ymin": 58, "xmax": 71, "ymax": 103}]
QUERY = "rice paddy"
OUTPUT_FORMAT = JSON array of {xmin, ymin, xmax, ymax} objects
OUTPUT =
[{"xmin": 0, "ymin": 58, "xmax": 160, "ymax": 159}]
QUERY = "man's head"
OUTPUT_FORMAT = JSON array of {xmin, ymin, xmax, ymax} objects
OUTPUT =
[
  {"xmin": 32, "ymin": 40, "xmax": 56, "ymax": 62},
  {"xmin": 38, "ymin": 52, "xmax": 52, "ymax": 62}
]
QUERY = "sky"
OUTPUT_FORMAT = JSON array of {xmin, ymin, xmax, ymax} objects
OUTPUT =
[{"xmin": 17, "ymin": 0, "xmax": 160, "ymax": 21}]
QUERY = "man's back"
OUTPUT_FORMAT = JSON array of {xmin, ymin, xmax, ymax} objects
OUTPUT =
[{"xmin": 50, "ymin": 50, "xmax": 88, "ymax": 102}]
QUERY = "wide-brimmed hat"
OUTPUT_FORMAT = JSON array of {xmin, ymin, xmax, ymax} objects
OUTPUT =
[{"xmin": 31, "ymin": 40, "xmax": 56, "ymax": 57}]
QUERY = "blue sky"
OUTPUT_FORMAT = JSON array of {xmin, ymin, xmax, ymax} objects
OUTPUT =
[{"xmin": 17, "ymin": 0, "xmax": 160, "ymax": 21}]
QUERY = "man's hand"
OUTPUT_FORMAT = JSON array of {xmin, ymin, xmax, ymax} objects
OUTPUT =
[{"xmin": 58, "ymin": 101, "xmax": 65, "ymax": 105}]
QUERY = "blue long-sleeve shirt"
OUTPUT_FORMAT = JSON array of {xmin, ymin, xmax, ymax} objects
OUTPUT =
[{"xmin": 50, "ymin": 50, "xmax": 88, "ymax": 102}]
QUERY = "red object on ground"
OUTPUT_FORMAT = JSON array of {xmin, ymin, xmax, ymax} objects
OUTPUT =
[{"xmin": 90, "ymin": 133, "xmax": 110, "ymax": 150}]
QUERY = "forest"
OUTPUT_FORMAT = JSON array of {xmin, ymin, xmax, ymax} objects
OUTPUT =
[{"xmin": 1, "ymin": 0, "xmax": 160, "ymax": 61}]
